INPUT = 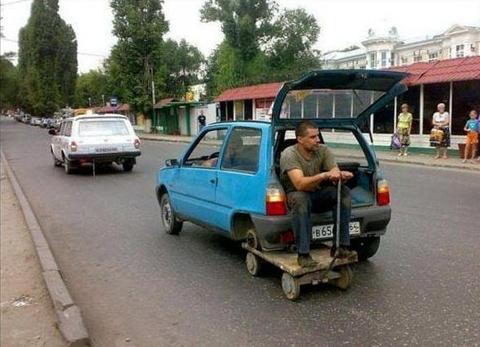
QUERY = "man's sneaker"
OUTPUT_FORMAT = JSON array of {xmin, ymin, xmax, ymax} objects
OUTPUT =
[
  {"xmin": 297, "ymin": 254, "xmax": 318, "ymax": 267},
  {"xmin": 330, "ymin": 246, "xmax": 355, "ymax": 259}
]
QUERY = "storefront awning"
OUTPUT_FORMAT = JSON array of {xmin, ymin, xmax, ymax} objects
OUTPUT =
[
  {"xmin": 390, "ymin": 56, "xmax": 480, "ymax": 85},
  {"xmin": 215, "ymin": 82, "xmax": 283, "ymax": 102}
]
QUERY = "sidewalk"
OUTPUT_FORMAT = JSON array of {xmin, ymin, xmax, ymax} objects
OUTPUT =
[
  {"xmin": 139, "ymin": 133, "xmax": 480, "ymax": 172},
  {"xmin": 0, "ymin": 168, "xmax": 66, "ymax": 346}
]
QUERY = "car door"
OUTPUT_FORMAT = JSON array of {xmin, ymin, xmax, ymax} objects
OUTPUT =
[
  {"xmin": 61, "ymin": 121, "xmax": 73, "ymax": 158},
  {"xmin": 169, "ymin": 127, "xmax": 229, "ymax": 227},
  {"xmin": 53, "ymin": 122, "xmax": 66, "ymax": 159},
  {"xmin": 215, "ymin": 127, "xmax": 266, "ymax": 232}
]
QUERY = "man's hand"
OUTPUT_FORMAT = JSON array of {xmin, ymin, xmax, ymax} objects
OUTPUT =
[
  {"xmin": 327, "ymin": 167, "xmax": 341, "ymax": 183},
  {"xmin": 340, "ymin": 171, "xmax": 354, "ymax": 181}
]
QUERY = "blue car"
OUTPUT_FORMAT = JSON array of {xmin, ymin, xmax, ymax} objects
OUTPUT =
[{"xmin": 155, "ymin": 70, "xmax": 407, "ymax": 261}]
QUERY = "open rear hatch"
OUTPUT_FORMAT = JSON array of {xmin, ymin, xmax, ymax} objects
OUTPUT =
[{"xmin": 271, "ymin": 69, "xmax": 408, "ymax": 128}]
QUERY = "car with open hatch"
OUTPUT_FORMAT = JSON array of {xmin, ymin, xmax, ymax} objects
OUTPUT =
[
  {"xmin": 49, "ymin": 113, "xmax": 141, "ymax": 174},
  {"xmin": 155, "ymin": 70, "xmax": 407, "ymax": 261}
]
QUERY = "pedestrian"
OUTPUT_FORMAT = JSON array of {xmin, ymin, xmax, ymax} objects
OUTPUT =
[
  {"xmin": 280, "ymin": 120, "xmax": 354, "ymax": 267},
  {"xmin": 462, "ymin": 110, "xmax": 478, "ymax": 163},
  {"xmin": 430, "ymin": 103, "xmax": 450, "ymax": 159},
  {"xmin": 396, "ymin": 103, "xmax": 412, "ymax": 156},
  {"xmin": 197, "ymin": 110, "xmax": 206, "ymax": 133}
]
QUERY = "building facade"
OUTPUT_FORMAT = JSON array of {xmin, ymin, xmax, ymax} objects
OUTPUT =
[{"xmin": 322, "ymin": 25, "xmax": 480, "ymax": 70}]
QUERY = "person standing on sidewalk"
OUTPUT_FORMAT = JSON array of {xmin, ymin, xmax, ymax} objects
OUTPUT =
[
  {"xmin": 463, "ymin": 110, "xmax": 479, "ymax": 163},
  {"xmin": 197, "ymin": 110, "xmax": 206, "ymax": 133},
  {"xmin": 430, "ymin": 103, "xmax": 450, "ymax": 159},
  {"xmin": 396, "ymin": 103, "xmax": 413, "ymax": 157}
]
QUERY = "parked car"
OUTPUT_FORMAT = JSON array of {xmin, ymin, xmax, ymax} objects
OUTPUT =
[
  {"xmin": 155, "ymin": 70, "xmax": 408, "ymax": 261},
  {"xmin": 22, "ymin": 114, "xmax": 31, "ymax": 124},
  {"xmin": 49, "ymin": 113, "xmax": 141, "ymax": 174},
  {"xmin": 31, "ymin": 117, "xmax": 42, "ymax": 126}
]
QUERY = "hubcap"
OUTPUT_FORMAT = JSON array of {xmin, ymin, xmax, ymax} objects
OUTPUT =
[{"xmin": 162, "ymin": 199, "xmax": 172, "ymax": 228}]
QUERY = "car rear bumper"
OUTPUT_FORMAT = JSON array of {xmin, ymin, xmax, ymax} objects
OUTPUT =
[
  {"xmin": 251, "ymin": 205, "xmax": 391, "ymax": 251},
  {"xmin": 68, "ymin": 151, "xmax": 141, "ymax": 162}
]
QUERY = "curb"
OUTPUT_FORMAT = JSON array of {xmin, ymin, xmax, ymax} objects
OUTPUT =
[
  {"xmin": 1, "ymin": 152, "xmax": 91, "ymax": 347},
  {"xmin": 140, "ymin": 135, "xmax": 480, "ymax": 172}
]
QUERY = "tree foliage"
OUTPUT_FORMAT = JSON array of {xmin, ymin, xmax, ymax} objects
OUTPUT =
[
  {"xmin": 17, "ymin": 0, "xmax": 77, "ymax": 116},
  {"xmin": 202, "ymin": 1, "xmax": 321, "ymax": 96},
  {"xmin": 74, "ymin": 70, "xmax": 108, "ymax": 108},
  {"xmin": 163, "ymin": 39, "xmax": 205, "ymax": 98},
  {"xmin": 0, "ymin": 55, "xmax": 19, "ymax": 109},
  {"xmin": 109, "ymin": 0, "xmax": 169, "ymax": 115}
]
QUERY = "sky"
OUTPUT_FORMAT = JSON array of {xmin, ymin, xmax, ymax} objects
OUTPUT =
[{"xmin": 1, "ymin": 0, "xmax": 479, "ymax": 73}]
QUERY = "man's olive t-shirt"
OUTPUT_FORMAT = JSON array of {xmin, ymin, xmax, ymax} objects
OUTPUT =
[{"xmin": 280, "ymin": 144, "xmax": 336, "ymax": 193}]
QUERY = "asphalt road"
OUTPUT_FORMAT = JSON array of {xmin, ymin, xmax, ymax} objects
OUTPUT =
[{"xmin": 1, "ymin": 117, "xmax": 479, "ymax": 347}]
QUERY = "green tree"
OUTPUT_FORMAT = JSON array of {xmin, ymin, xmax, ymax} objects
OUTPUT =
[
  {"xmin": 0, "ymin": 54, "xmax": 19, "ymax": 109},
  {"xmin": 267, "ymin": 8, "xmax": 321, "ymax": 80},
  {"xmin": 201, "ymin": 1, "xmax": 321, "ymax": 96},
  {"xmin": 17, "ymin": 0, "xmax": 77, "ymax": 116},
  {"xmin": 109, "ymin": 0, "xmax": 169, "ymax": 116},
  {"xmin": 163, "ymin": 39, "xmax": 205, "ymax": 98},
  {"xmin": 74, "ymin": 70, "xmax": 108, "ymax": 108}
]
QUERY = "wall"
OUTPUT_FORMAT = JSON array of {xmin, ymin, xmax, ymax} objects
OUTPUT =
[{"xmin": 189, "ymin": 103, "xmax": 217, "ymax": 136}]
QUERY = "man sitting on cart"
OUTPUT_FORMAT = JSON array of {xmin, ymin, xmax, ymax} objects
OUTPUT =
[{"xmin": 280, "ymin": 120, "xmax": 354, "ymax": 267}]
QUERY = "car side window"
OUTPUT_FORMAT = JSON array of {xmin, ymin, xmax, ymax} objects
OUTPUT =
[
  {"xmin": 221, "ymin": 128, "xmax": 261, "ymax": 173},
  {"xmin": 64, "ymin": 121, "xmax": 72, "ymax": 137},
  {"xmin": 183, "ymin": 128, "xmax": 228, "ymax": 168},
  {"xmin": 59, "ymin": 122, "xmax": 66, "ymax": 136}
]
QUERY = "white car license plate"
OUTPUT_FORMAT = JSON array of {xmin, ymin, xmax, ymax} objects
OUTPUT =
[
  {"xmin": 95, "ymin": 147, "xmax": 118, "ymax": 153},
  {"xmin": 312, "ymin": 221, "xmax": 361, "ymax": 240}
]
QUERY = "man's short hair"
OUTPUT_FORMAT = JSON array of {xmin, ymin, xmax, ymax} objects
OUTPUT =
[{"xmin": 295, "ymin": 120, "xmax": 318, "ymax": 138}]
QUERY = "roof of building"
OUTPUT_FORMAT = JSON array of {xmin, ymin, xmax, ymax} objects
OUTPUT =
[
  {"xmin": 390, "ymin": 56, "xmax": 480, "ymax": 85},
  {"xmin": 215, "ymin": 82, "xmax": 283, "ymax": 102},
  {"xmin": 154, "ymin": 98, "xmax": 176, "ymax": 109}
]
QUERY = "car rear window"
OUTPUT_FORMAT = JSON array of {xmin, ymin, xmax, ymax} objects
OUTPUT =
[{"xmin": 78, "ymin": 120, "xmax": 130, "ymax": 136}]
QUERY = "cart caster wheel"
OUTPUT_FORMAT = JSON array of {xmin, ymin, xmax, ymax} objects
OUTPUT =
[
  {"xmin": 246, "ymin": 252, "xmax": 263, "ymax": 277},
  {"xmin": 246, "ymin": 229, "xmax": 261, "ymax": 250},
  {"xmin": 333, "ymin": 265, "xmax": 353, "ymax": 290},
  {"xmin": 281, "ymin": 272, "xmax": 300, "ymax": 300}
]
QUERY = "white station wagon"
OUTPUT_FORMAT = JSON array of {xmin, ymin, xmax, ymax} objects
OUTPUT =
[{"xmin": 49, "ymin": 114, "xmax": 141, "ymax": 174}]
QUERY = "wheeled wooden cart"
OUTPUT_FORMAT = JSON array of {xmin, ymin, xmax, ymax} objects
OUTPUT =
[{"xmin": 242, "ymin": 243, "xmax": 358, "ymax": 300}]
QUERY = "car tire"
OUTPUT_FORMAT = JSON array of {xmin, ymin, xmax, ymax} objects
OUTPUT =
[
  {"xmin": 123, "ymin": 160, "xmax": 134, "ymax": 172},
  {"xmin": 350, "ymin": 236, "xmax": 380, "ymax": 261},
  {"xmin": 64, "ymin": 158, "xmax": 73, "ymax": 175},
  {"xmin": 160, "ymin": 193, "xmax": 183, "ymax": 235},
  {"xmin": 52, "ymin": 153, "xmax": 62, "ymax": 167}
]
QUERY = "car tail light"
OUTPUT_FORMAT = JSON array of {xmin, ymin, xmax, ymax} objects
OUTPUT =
[
  {"xmin": 70, "ymin": 141, "xmax": 78, "ymax": 152},
  {"xmin": 266, "ymin": 185, "xmax": 287, "ymax": 216},
  {"xmin": 377, "ymin": 179, "xmax": 390, "ymax": 206},
  {"xmin": 134, "ymin": 139, "xmax": 141, "ymax": 149}
]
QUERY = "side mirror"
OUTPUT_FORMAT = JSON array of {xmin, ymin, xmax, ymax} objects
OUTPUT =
[
  {"xmin": 165, "ymin": 159, "xmax": 179, "ymax": 167},
  {"xmin": 48, "ymin": 129, "xmax": 57, "ymax": 135}
]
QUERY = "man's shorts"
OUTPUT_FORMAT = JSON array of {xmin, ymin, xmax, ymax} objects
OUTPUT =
[{"xmin": 466, "ymin": 132, "xmax": 479, "ymax": 145}]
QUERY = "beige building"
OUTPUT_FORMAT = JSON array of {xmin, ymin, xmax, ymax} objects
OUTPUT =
[{"xmin": 322, "ymin": 24, "xmax": 480, "ymax": 70}]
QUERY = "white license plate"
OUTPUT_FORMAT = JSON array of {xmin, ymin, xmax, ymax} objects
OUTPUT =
[
  {"xmin": 312, "ymin": 221, "xmax": 361, "ymax": 240},
  {"xmin": 95, "ymin": 147, "xmax": 118, "ymax": 153}
]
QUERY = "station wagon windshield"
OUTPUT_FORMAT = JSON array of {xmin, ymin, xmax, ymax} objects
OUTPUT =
[
  {"xmin": 78, "ymin": 120, "xmax": 129, "ymax": 137},
  {"xmin": 280, "ymin": 89, "xmax": 386, "ymax": 119}
]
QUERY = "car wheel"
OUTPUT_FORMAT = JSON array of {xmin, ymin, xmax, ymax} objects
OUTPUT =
[
  {"xmin": 160, "ymin": 193, "xmax": 183, "ymax": 235},
  {"xmin": 350, "ymin": 236, "xmax": 380, "ymax": 261},
  {"xmin": 64, "ymin": 158, "xmax": 73, "ymax": 174},
  {"xmin": 122, "ymin": 160, "xmax": 134, "ymax": 172},
  {"xmin": 52, "ymin": 153, "xmax": 62, "ymax": 167}
]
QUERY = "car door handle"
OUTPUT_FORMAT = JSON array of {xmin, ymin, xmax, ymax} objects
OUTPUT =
[{"xmin": 209, "ymin": 178, "xmax": 216, "ymax": 184}]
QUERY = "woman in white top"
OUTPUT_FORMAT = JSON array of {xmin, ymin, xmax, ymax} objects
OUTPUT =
[{"xmin": 430, "ymin": 103, "xmax": 450, "ymax": 159}]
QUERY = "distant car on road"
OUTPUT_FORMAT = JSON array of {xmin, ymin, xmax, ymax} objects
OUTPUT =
[
  {"xmin": 155, "ymin": 70, "xmax": 408, "ymax": 260},
  {"xmin": 31, "ymin": 117, "xmax": 42, "ymax": 126},
  {"xmin": 49, "ymin": 113, "xmax": 141, "ymax": 174}
]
